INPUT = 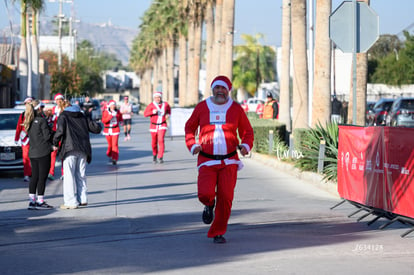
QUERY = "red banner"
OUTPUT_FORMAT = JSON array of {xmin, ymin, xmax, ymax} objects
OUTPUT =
[{"xmin": 338, "ymin": 126, "xmax": 414, "ymax": 218}]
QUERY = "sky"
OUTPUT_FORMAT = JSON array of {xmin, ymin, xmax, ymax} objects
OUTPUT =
[{"xmin": 1, "ymin": 0, "xmax": 414, "ymax": 47}]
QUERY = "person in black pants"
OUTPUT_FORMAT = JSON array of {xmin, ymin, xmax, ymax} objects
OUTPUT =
[{"xmin": 24, "ymin": 100, "xmax": 54, "ymax": 210}]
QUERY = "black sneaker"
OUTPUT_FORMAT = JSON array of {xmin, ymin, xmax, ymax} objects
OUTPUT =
[
  {"xmin": 112, "ymin": 159, "xmax": 117, "ymax": 165},
  {"xmin": 153, "ymin": 156, "xmax": 158, "ymax": 164},
  {"xmin": 213, "ymin": 235, "xmax": 226, "ymax": 244},
  {"xmin": 159, "ymin": 158, "xmax": 164, "ymax": 164},
  {"xmin": 202, "ymin": 200, "xmax": 215, "ymax": 224},
  {"xmin": 36, "ymin": 202, "xmax": 53, "ymax": 210},
  {"xmin": 28, "ymin": 202, "xmax": 37, "ymax": 210}
]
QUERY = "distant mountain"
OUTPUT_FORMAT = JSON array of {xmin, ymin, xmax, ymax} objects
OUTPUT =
[
  {"xmin": 39, "ymin": 19, "xmax": 139, "ymax": 66},
  {"xmin": 1, "ymin": 19, "xmax": 139, "ymax": 66}
]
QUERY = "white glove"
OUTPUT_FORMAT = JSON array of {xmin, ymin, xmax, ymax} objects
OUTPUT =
[{"xmin": 153, "ymin": 109, "xmax": 157, "ymax": 114}]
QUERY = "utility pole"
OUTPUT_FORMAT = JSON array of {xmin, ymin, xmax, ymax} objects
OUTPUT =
[{"xmin": 58, "ymin": 0, "xmax": 63, "ymax": 69}]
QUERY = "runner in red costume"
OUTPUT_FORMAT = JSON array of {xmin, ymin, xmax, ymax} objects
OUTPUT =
[
  {"xmin": 15, "ymin": 97, "xmax": 33, "ymax": 182},
  {"xmin": 102, "ymin": 100, "xmax": 123, "ymax": 165},
  {"xmin": 143, "ymin": 91, "xmax": 171, "ymax": 164},
  {"xmin": 185, "ymin": 75, "xmax": 254, "ymax": 244}
]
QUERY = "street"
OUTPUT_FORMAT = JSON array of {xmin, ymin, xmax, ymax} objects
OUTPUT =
[{"xmin": 1, "ymin": 115, "xmax": 414, "ymax": 275}]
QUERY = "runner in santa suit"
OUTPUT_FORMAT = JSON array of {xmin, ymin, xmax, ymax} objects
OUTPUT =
[
  {"xmin": 15, "ymin": 97, "xmax": 33, "ymax": 182},
  {"xmin": 102, "ymin": 100, "xmax": 123, "ymax": 165},
  {"xmin": 49, "ymin": 93, "xmax": 66, "ymax": 180},
  {"xmin": 185, "ymin": 75, "xmax": 254, "ymax": 244},
  {"xmin": 143, "ymin": 91, "xmax": 171, "ymax": 164}
]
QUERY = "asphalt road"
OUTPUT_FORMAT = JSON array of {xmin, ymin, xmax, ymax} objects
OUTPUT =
[{"xmin": 1, "ymin": 115, "xmax": 414, "ymax": 274}]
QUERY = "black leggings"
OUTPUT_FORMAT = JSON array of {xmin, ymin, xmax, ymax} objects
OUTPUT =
[{"xmin": 29, "ymin": 154, "xmax": 51, "ymax": 196}]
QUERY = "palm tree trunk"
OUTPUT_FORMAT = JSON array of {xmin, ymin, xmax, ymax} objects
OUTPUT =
[
  {"xmin": 204, "ymin": 1, "xmax": 214, "ymax": 98},
  {"xmin": 220, "ymin": 0, "xmax": 235, "ymax": 79},
  {"xmin": 347, "ymin": 0, "xmax": 369, "ymax": 125},
  {"xmin": 279, "ymin": 0, "xmax": 292, "ymax": 132},
  {"xmin": 291, "ymin": 0, "xmax": 309, "ymax": 129},
  {"xmin": 167, "ymin": 40, "xmax": 175, "ymax": 106},
  {"xmin": 193, "ymin": 21, "xmax": 203, "ymax": 102},
  {"xmin": 178, "ymin": 33, "xmax": 188, "ymax": 106},
  {"xmin": 187, "ymin": 22, "xmax": 197, "ymax": 105},
  {"xmin": 312, "ymin": 0, "xmax": 331, "ymax": 126},
  {"xmin": 31, "ymin": 9, "xmax": 40, "ymax": 99},
  {"xmin": 19, "ymin": 2, "xmax": 28, "ymax": 99},
  {"xmin": 212, "ymin": 0, "xmax": 223, "ymax": 76}
]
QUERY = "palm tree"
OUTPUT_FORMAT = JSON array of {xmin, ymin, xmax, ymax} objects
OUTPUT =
[
  {"xmin": 29, "ymin": 0, "xmax": 44, "ymax": 99},
  {"xmin": 203, "ymin": 0, "xmax": 214, "ymax": 98},
  {"xmin": 232, "ymin": 34, "xmax": 276, "ymax": 99},
  {"xmin": 220, "ymin": 0, "xmax": 235, "ymax": 79},
  {"xmin": 291, "ymin": 0, "xmax": 309, "ymax": 129},
  {"xmin": 312, "ymin": 0, "xmax": 331, "ymax": 126},
  {"xmin": 279, "ymin": 0, "xmax": 292, "ymax": 132},
  {"xmin": 347, "ymin": 0, "xmax": 370, "ymax": 125},
  {"xmin": 13, "ymin": 0, "xmax": 44, "ymax": 99}
]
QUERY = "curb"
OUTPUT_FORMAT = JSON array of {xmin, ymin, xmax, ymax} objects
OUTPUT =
[{"xmin": 250, "ymin": 152, "xmax": 340, "ymax": 198}]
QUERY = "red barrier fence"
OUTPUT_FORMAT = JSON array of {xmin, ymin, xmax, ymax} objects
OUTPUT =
[{"xmin": 338, "ymin": 126, "xmax": 414, "ymax": 219}]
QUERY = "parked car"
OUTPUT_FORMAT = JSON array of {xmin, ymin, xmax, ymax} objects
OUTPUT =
[
  {"xmin": 386, "ymin": 97, "xmax": 414, "ymax": 127},
  {"xmin": 0, "ymin": 108, "xmax": 24, "ymax": 170},
  {"xmin": 246, "ymin": 98, "xmax": 265, "ymax": 113},
  {"xmin": 366, "ymin": 98, "xmax": 394, "ymax": 126}
]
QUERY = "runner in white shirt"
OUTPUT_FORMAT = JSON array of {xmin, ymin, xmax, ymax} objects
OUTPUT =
[{"xmin": 120, "ymin": 96, "xmax": 133, "ymax": 141}]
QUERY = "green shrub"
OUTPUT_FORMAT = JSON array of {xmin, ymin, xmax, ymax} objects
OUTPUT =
[
  {"xmin": 294, "ymin": 122, "xmax": 339, "ymax": 182},
  {"xmin": 249, "ymin": 118, "xmax": 286, "ymax": 154}
]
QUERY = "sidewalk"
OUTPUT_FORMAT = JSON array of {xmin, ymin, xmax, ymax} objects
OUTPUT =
[{"xmin": 1, "ymin": 115, "xmax": 414, "ymax": 274}]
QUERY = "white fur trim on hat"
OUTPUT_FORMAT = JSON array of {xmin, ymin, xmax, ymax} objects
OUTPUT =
[
  {"xmin": 108, "ymin": 100, "xmax": 116, "ymax": 107},
  {"xmin": 23, "ymin": 97, "xmax": 33, "ymax": 104},
  {"xmin": 153, "ymin": 92, "xmax": 162, "ymax": 98},
  {"xmin": 211, "ymin": 80, "xmax": 229, "ymax": 91},
  {"xmin": 54, "ymin": 93, "xmax": 64, "ymax": 101}
]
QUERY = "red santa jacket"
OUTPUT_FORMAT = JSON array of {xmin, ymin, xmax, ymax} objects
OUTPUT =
[
  {"xmin": 185, "ymin": 97, "xmax": 254, "ymax": 170},
  {"xmin": 14, "ymin": 112, "xmax": 29, "ymax": 145},
  {"xmin": 102, "ymin": 108, "xmax": 123, "ymax": 135},
  {"xmin": 143, "ymin": 101, "xmax": 171, "ymax": 132}
]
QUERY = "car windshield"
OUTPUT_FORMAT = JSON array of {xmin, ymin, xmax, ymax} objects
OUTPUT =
[
  {"xmin": 0, "ymin": 113, "xmax": 20, "ymax": 130},
  {"xmin": 400, "ymin": 99, "xmax": 414, "ymax": 110}
]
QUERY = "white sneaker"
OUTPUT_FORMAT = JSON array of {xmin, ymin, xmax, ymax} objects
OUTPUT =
[
  {"xmin": 127, "ymin": 134, "xmax": 131, "ymax": 140},
  {"xmin": 23, "ymin": 176, "xmax": 30, "ymax": 182}
]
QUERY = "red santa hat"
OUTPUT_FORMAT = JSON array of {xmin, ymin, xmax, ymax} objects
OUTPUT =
[
  {"xmin": 108, "ymin": 100, "xmax": 116, "ymax": 107},
  {"xmin": 153, "ymin": 91, "xmax": 162, "ymax": 98},
  {"xmin": 54, "ymin": 93, "xmax": 64, "ymax": 101},
  {"xmin": 211, "ymin": 75, "xmax": 232, "ymax": 91}
]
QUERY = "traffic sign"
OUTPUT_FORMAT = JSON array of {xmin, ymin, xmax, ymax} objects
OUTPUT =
[{"xmin": 329, "ymin": 1, "xmax": 379, "ymax": 53}]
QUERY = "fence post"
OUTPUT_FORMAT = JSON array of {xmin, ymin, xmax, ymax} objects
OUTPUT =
[
  {"xmin": 317, "ymin": 139, "xmax": 326, "ymax": 173},
  {"xmin": 268, "ymin": 130, "xmax": 274, "ymax": 155}
]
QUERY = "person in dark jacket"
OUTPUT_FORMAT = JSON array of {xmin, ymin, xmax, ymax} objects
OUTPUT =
[
  {"xmin": 53, "ymin": 104, "xmax": 102, "ymax": 209},
  {"xmin": 24, "ymin": 100, "xmax": 54, "ymax": 210}
]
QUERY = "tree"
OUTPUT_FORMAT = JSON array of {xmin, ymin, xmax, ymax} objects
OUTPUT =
[
  {"xmin": 312, "ymin": 0, "xmax": 331, "ymax": 127},
  {"xmin": 232, "ymin": 34, "xmax": 276, "ymax": 99},
  {"xmin": 291, "ymin": 0, "xmax": 309, "ymax": 129},
  {"xmin": 40, "ymin": 50, "xmax": 80, "ymax": 97},
  {"xmin": 14, "ymin": 0, "xmax": 44, "ymax": 99},
  {"xmin": 347, "ymin": 0, "xmax": 369, "ymax": 125},
  {"xmin": 371, "ymin": 32, "xmax": 414, "ymax": 85}
]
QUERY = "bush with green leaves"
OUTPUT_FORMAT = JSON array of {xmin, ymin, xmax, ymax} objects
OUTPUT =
[{"xmin": 294, "ymin": 122, "xmax": 339, "ymax": 182}]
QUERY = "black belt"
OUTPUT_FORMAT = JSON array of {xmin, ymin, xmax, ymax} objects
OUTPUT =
[
  {"xmin": 104, "ymin": 126, "xmax": 117, "ymax": 128},
  {"xmin": 199, "ymin": 150, "xmax": 237, "ymax": 160},
  {"xmin": 151, "ymin": 121, "xmax": 166, "ymax": 125}
]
